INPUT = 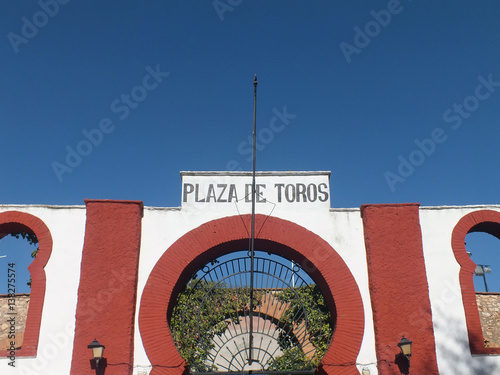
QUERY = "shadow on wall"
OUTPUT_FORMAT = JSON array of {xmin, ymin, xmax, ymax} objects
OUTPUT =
[
  {"xmin": 394, "ymin": 353, "xmax": 409, "ymax": 375},
  {"xmin": 433, "ymin": 308, "xmax": 499, "ymax": 374}
]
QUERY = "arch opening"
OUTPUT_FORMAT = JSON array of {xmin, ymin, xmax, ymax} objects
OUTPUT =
[
  {"xmin": 139, "ymin": 214, "xmax": 364, "ymax": 375},
  {"xmin": 0, "ymin": 233, "xmax": 38, "ymax": 351},
  {"xmin": 169, "ymin": 250, "xmax": 335, "ymax": 373},
  {"xmin": 452, "ymin": 210, "xmax": 500, "ymax": 354},
  {"xmin": 0, "ymin": 211, "xmax": 53, "ymax": 357}
]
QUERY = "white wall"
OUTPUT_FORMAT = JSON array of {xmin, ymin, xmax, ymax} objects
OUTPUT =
[
  {"xmin": 0, "ymin": 205, "xmax": 86, "ymax": 375},
  {"xmin": 420, "ymin": 205, "xmax": 500, "ymax": 374},
  {"xmin": 133, "ymin": 202, "xmax": 379, "ymax": 374},
  {"xmin": 1, "ymin": 201, "xmax": 499, "ymax": 374}
]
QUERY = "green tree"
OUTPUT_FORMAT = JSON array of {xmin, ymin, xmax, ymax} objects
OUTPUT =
[
  {"xmin": 170, "ymin": 281, "xmax": 332, "ymax": 372},
  {"xmin": 170, "ymin": 280, "xmax": 263, "ymax": 372},
  {"xmin": 272, "ymin": 284, "xmax": 333, "ymax": 369}
]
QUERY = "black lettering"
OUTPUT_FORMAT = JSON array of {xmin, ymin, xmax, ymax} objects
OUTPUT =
[
  {"xmin": 274, "ymin": 184, "xmax": 285, "ymax": 202},
  {"xmin": 318, "ymin": 183, "xmax": 329, "ymax": 202},
  {"xmin": 206, "ymin": 184, "xmax": 216, "ymax": 202},
  {"xmin": 228, "ymin": 184, "xmax": 238, "ymax": 202},
  {"xmin": 217, "ymin": 184, "xmax": 227, "ymax": 202},
  {"xmin": 307, "ymin": 184, "xmax": 318, "ymax": 202},
  {"xmin": 183, "ymin": 183, "xmax": 194, "ymax": 202},
  {"xmin": 296, "ymin": 183, "xmax": 307, "ymax": 202},
  {"xmin": 256, "ymin": 184, "xmax": 266, "ymax": 203},
  {"xmin": 195, "ymin": 184, "xmax": 206, "ymax": 202},
  {"xmin": 285, "ymin": 184, "xmax": 295, "ymax": 202},
  {"xmin": 245, "ymin": 184, "xmax": 252, "ymax": 202}
]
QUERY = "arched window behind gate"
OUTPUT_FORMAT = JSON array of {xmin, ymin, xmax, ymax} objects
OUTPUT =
[
  {"xmin": 169, "ymin": 250, "xmax": 334, "ymax": 374},
  {"xmin": 0, "ymin": 211, "xmax": 52, "ymax": 357},
  {"xmin": 0, "ymin": 233, "xmax": 38, "ymax": 351},
  {"xmin": 465, "ymin": 231, "xmax": 500, "ymax": 348}
]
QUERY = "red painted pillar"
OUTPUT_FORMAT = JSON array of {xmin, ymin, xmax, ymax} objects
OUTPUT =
[
  {"xmin": 361, "ymin": 204, "xmax": 439, "ymax": 375},
  {"xmin": 70, "ymin": 200, "xmax": 143, "ymax": 375}
]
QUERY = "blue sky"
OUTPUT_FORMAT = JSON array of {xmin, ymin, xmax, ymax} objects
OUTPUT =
[{"xmin": 1, "ymin": 1, "xmax": 500, "ymax": 292}]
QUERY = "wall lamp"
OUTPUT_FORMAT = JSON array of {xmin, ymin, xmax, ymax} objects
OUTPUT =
[
  {"xmin": 361, "ymin": 367, "xmax": 371, "ymax": 375},
  {"xmin": 88, "ymin": 339, "xmax": 105, "ymax": 368},
  {"xmin": 398, "ymin": 336, "xmax": 413, "ymax": 364}
]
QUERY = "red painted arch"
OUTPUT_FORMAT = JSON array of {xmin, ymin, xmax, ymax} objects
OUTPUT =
[
  {"xmin": 451, "ymin": 209, "xmax": 500, "ymax": 354},
  {"xmin": 0, "ymin": 210, "xmax": 53, "ymax": 357},
  {"xmin": 139, "ymin": 214, "xmax": 364, "ymax": 375}
]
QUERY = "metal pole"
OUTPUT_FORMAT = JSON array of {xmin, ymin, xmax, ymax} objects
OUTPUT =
[
  {"xmin": 482, "ymin": 266, "xmax": 489, "ymax": 292},
  {"xmin": 248, "ymin": 74, "xmax": 258, "ymax": 365}
]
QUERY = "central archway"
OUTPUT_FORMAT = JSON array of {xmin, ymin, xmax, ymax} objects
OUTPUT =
[
  {"xmin": 139, "ymin": 214, "xmax": 364, "ymax": 375},
  {"xmin": 170, "ymin": 251, "xmax": 334, "ymax": 373}
]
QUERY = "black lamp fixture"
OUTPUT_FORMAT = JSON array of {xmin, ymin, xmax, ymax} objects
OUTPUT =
[
  {"xmin": 398, "ymin": 336, "xmax": 413, "ymax": 363},
  {"xmin": 88, "ymin": 339, "xmax": 105, "ymax": 368}
]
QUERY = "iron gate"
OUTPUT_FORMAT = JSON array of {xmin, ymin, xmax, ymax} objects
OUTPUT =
[{"xmin": 170, "ymin": 250, "xmax": 333, "ymax": 374}]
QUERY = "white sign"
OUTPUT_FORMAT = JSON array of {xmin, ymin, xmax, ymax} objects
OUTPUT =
[{"xmin": 181, "ymin": 171, "xmax": 331, "ymax": 209}]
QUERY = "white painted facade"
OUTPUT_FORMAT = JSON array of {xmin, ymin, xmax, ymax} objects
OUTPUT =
[
  {"xmin": 0, "ymin": 205, "xmax": 86, "ymax": 374},
  {"xmin": 420, "ymin": 206, "xmax": 500, "ymax": 374},
  {"xmin": 0, "ymin": 172, "xmax": 498, "ymax": 374}
]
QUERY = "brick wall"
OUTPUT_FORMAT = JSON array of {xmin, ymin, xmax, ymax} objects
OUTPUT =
[
  {"xmin": 476, "ymin": 292, "xmax": 500, "ymax": 348},
  {"xmin": 0, "ymin": 294, "xmax": 30, "ymax": 350}
]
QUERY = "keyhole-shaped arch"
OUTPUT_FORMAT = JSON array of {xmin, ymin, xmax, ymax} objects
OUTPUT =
[
  {"xmin": 139, "ymin": 214, "xmax": 364, "ymax": 375},
  {"xmin": 0, "ymin": 210, "xmax": 53, "ymax": 357},
  {"xmin": 452, "ymin": 209, "xmax": 500, "ymax": 355}
]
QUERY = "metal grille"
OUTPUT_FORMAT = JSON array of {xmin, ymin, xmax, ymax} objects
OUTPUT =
[{"xmin": 170, "ymin": 251, "xmax": 333, "ymax": 374}]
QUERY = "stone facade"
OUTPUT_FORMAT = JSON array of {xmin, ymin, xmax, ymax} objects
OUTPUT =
[
  {"xmin": 476, "ymin": 292, "xmax": 500, "ymax": 348},
  {"xmin": 0, "ymin": 294, "xmax": 29, "ymax": 351}
]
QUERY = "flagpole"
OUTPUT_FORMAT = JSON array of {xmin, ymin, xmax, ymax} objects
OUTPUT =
[{"xmin": 248, "ymin": 74, "xmax": 257, "ymax": 365}]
